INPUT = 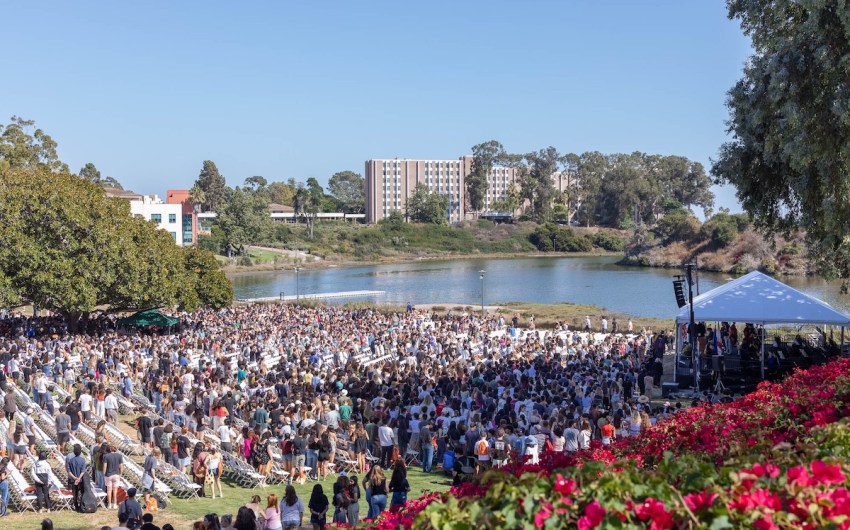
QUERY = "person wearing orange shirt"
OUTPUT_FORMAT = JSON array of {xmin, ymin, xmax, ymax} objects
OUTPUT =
[{"xmin": 600, "ymin": 419, "xmax": 616, "ymax": 446}]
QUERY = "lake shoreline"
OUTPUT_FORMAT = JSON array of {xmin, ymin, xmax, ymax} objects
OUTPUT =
[{"xmin": 223, "ymin": 250, "xmax": 622, "ymax": 275}]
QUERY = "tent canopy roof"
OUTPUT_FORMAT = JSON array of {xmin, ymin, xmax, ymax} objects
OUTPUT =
[
  {"xmin": 676, "ymin": 271, "xmax": 850, "ymax": 326},
  {"xmin": 116, "ymin": 309, "xmax": 178, "ymax": 328}
]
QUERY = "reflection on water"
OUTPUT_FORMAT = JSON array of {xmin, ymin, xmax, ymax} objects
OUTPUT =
[{"xmin": 230, "ymin": 256, "xmax": 850, "ymax": 320}]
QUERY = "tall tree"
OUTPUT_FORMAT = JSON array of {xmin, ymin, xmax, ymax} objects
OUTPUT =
[
  {"xmin": 0, "ymin": 167, "xmax": 230, "ymax": 325},
  {"xmin": 559, "ymin": 153, "xmax": 582, "ymax": 223},
  {"xmin": 522, "ymin": 147, "xmax": 559, "ymax": 222},
  {"xmin": 0, "ymin": 116, "xmax": 68, "ymax": 173},
  {"xmin": 406, "ymin": 184, "xmax": 449, "ymax": 224},
  {"xmin": 712, "ymin": 0, "xmax": 850, "ymax": 278},
  {"xmin": 575, "ymin": 151, "xmax": 609, "ymax": 227},
  {"xmin": 217, "ymin": 185, "xmax": 271, "ymax": 248},
  {"xmin": 267, "ymin": 181, "xmax": 296, "ymax": 206},
  {"xmin": 293, "ymin": 183, "xmax": 322, "ymax": 239},
  {"xmin": 328, "ymin": 170, "xmax": 364, "ymax": 213},
  {"xmin": 79, "ymin": 162, "xmax": 101, "ymax": 184},
  {"xmin": 466, "ymin": 140, "xmax": 506, "ymax": 213},
  {"xmin": 194, "ymin": 160, "xmax": 228, "ymax": 212}
]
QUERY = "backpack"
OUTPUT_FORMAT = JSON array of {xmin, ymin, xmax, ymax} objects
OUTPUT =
[
  {"xmin": 544, "ymin": 438, "xmax": 554, "ymax": 453},
  {"xmin": 476, "ymin": 440, "xmax": 489, "ymax": 457},
  {"xmin": 158, "ymin": 431, "xmax": 170, "ymax": 449}
]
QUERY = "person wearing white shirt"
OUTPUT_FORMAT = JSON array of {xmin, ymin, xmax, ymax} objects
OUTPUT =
[
  {"xmin": 104, "ymin": 390, "xmax": 119, "ymax": 425},
  {"xmin": 378, "ymin": 421, "xmax": 395, "ymax": 468},
  {"xmin": 217, "ymin": 423, "xmax": 233, "ymax": 453}
]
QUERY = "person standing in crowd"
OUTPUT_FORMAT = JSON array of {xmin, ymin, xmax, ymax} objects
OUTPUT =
[
  {"xmin": 102, "ymin": 444, "xmax": 124, "ymax": 510},
  {"xmin": 346, "ymin": 474, "xmax": 361, "ymax": 526},
  {"xmin": 331, "ymin": 475, "xmax": 350, "ymax": 524},
  {"xmin": 143, "ymin": 448, "xmax": 161, "ymax": 511},
  {"xmin": 31, "ymin": 451, "xmax": 52, "ymax": 513},
  {"xmin": 104, "ymin": 389, "xmax": 119, "ymax": 425},
  {"xmin": 419, "ymin": 420, "xmax": 434, "ymax": 474},
  {"xmin": 377, "ymin": 420, "xmax": 395, "ymax": 469},
  {"xmin": 280, "ymin": 485, "xmax": 303, "ymax": 530},
  {"xmin": 65, "ymin": 444, "xmax": 86, "ymax": 512},
  {"xmin": 367, "ymin": 465, "xmax": 388, "ymax": 518},
  {"xmin": 263, "ymin": 493, "xmax": 282, "ymax": 530},
  {"xmin": 118, "ymin": 487, "xmax": 143, "ymax": 528},
  {"xmin": 389, "ymin": 460, "xmax": 410, "ymax": 508},
  {"xmin": 207, "ymin": 446, "xmax": 223, "ymax": 499},
  {"xmin": 0, "ymin": 457, "xmax": 9, "ymax": 513},
  {"xmin": 308, "ymin": 484, "xmax": 329, "ymax": 530}
]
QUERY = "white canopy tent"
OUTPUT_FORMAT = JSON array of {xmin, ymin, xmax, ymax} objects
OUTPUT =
[{"xmin": 675, "ymin": 270, "xmax": 850, "ymax": 380}]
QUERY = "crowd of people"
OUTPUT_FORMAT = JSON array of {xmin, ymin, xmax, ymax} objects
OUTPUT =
[{"xmin": 0, "ymin": 304, "xmax": 677, "ymax": 529}]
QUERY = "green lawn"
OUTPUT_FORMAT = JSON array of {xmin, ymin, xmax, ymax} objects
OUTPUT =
[{"xmin": 5, "ymin": 467, "xmax": 452, "ymax": 529}]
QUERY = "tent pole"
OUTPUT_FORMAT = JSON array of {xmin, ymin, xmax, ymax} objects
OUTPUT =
[
  {"xmin": 673, "ymin": 324, "xmax": 680, "ymax": 381},
  {"xmin": 760, "ymin": 328, "xmax": 765, "ymax": 380},
  {"xmin": 842, "ymin": 327, "xmax": 845, "ymax": 349}
]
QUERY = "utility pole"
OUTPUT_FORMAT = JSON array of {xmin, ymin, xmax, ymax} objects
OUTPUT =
[
  {"xmin": 479, "ymin": 270, "xmax": 486, "ymax": 314},
  {"xmin": 685, "ymin": 263, "xmax": 699, "ymax": 393}
]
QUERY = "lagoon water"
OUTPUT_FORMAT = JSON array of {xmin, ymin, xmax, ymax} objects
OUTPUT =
[{"xmin": 230, "ymin": 256, "xmax": 849, "ymax": 320}]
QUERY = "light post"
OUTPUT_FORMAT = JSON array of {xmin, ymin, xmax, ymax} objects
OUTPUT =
[
  {"xmin": 295, "ymin": 265, "xmax": 301, "ymax": 301},
  {"xmin": 479, "ymin": 270, "xmax": 486, "ymax": 314}
]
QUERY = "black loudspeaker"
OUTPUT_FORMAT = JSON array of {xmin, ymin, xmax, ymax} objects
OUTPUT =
[
  {"xmin": 673, "ymin": 280, "xmax": 686, "ymax": 308},
  {"xmin": 662, "ymin": 382, "xmax": 679, "ymax": 397}
]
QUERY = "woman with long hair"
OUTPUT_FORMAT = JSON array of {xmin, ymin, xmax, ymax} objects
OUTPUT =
[
  {"xmin": 353, "ymin": 424, "xmax": 368, "ymax": 473},
  {"xmin": 203, "ymin": 513, "xmax": 221, "ymax": 530},
  {"xmin": 264, "ymin": 493, "xmax": 282, "ymax": 530},
  {"xmin": 234, "ymin": 506, "xmax": 258, "ymax": 530},
  {"xmin": 252, "ymin": 431, "xmax": 273, "ymax": 487},
  {"xmin": 331, "ymin": 475, "xmax": 350, "ymax": 524},
  {"xmin": 245, "ymin": 494, "xmax": 264, "ymax": 529},
  {"xmin": 388, "ymin": 459, "xmax": 410, "ymax": 508},
  {"xmin": 280, "ymin": 485, "xmax": 304, "ymax": 530},
  {"xmin": 347, "ymin": 474, "xmax": 361, "ymax": 526},
  {"xmin": 307, "ymin": 484, "xmax": 329, "ymax": 530},
  {"xmin": 367, "ymin": 465, "xmax": 388, "ymax": 518}
]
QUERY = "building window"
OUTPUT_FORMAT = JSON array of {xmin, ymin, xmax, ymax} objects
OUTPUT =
[
  {"xmin": 151, "ymin": 213, "xmax": 162, "ymax": 223},
  {"xmin": 170, "ymin": 232, "xmax": 177, "ymax": 240},
  {"xmin": 169, "ymin": 213, "xmax": 176, "ymax": 223}
]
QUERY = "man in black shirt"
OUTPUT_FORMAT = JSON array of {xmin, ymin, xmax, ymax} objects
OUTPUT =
[
  {"xmin": 137, "ymin": 414, "xmax": 153, "ymax": 449},
  {"xmin": 176, "ymin": 427, "xmax": 191, "ymax": 473}
]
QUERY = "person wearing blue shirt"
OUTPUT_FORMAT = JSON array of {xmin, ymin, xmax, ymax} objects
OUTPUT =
[{"xmin": 65, "ymin": 444, "xmax": 87, "ymax": 512}]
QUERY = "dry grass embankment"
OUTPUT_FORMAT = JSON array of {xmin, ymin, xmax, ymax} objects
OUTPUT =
[{"xmin": 622, "ymin": 229, "xmax": 812, "ymax": 276}]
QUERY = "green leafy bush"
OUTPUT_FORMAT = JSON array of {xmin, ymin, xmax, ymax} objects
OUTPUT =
[{"xmin": 592, "ymin": 232, "xmax": 625, "ymax": 252}]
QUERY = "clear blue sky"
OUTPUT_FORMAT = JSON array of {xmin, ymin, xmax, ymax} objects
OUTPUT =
[{"xmin": 1, "ymin": 1, "xmax": 750, "ymax": 212}]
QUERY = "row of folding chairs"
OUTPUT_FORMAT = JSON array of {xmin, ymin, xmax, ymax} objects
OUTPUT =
[{"xmin": 221, "ymin": 451, "xmax": 265, "ymax": 488}]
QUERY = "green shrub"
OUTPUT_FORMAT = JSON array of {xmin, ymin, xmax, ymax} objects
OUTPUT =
[
  {"xmin": 702, "ymin": 213, "xmax": 739, "ymax": 248},
  {"xmin": 236, "ymin": 255, "xmax": 253, "ymax": 266},
  {"xmin": 592, "ymin": 232, "xmax": 625, "ymax": 252}
]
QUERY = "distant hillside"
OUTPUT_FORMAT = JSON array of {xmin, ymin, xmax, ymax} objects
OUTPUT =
[{"xmin": 620, "ymin": 211, "xmax": 812, "ymax": 275}]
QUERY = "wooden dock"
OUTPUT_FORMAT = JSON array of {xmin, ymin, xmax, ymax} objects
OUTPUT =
[{"xmin": 237, "ymin": 290, "xmax": 385, "ymax": 303}]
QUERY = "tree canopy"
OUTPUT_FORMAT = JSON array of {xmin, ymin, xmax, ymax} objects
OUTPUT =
[
  {"xmin": 0, "ymin": 167, "xmax": 232, "ymax": 319},
  {"xmin": 712, "ymin": 0, "xmax": 850, "ymax": 278},
  {"xmin": 78, "ymin": 162, "xmax": 123, "ymax": 189},
  {"xmin": 193, "ymin": 160, "xmax": 229, "ymax": 212},
  {"xmin": 328, "ymin": 170, "xmax": 364, "ymax": 213},
  {"xmin": 0, "ymin": 116, "xmax": 68, "ymax": 173},
  {"xmin": 466, "ymin": 140, "xmax": 506, "ymax": 213},
  {"xmin": 406, "ymin": 184, "xmax": 449, "ymax": 224},
  {"xmin": 0, "ymin": 119, "xmax": 231, "ymax": 320}
]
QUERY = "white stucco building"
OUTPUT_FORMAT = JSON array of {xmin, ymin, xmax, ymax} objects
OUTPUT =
[{"xmin": 129, "ymin": 195, "xmax": 189, "ymax": 246}]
